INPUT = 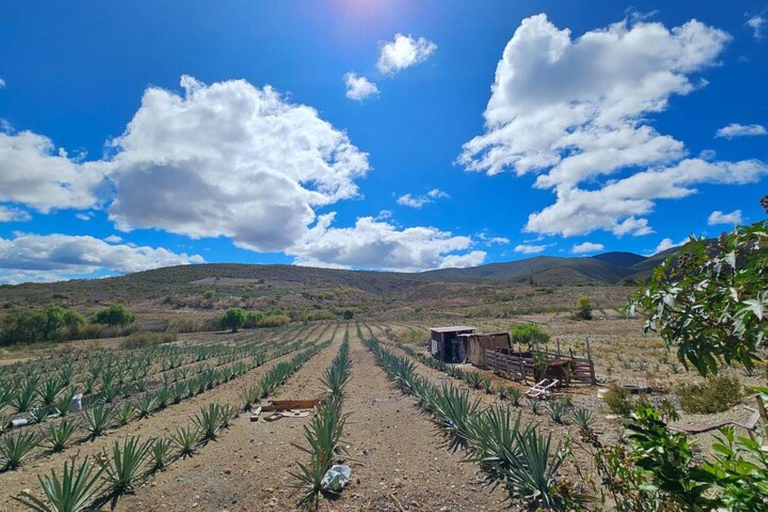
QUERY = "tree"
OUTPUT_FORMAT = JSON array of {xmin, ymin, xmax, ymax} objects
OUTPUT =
[
  {"xmin": 509, "ymin": 323, "xmax": 551, "ymax": 349},
  {"xmin": 244, "ymin": 311, "xmax": 264, "ymax": 328},
  {"xmin": 91, "ymin": 304, "xmax": 136, "ymax": 327},
  {"xmin": 575, "ymin": 296, "xmax": 593, "ymax": 320},
  {"xmin": 63, "ymin": 310, "xmax": 85, "ymax": 332},
  {"xmin": 632, "ymin": 212, "xmax": 768, "ymax": 376},
  {"xmin": 43, "ymin": 305, "xmax": 67, "ymax": 339},
  {"xmin": 342, "ymin": 309, "xmax": 354, "ymax": 320},
  {"xmin": 202, "ymin": 290, "xmax": 216, "ymax": 300},
  {"xmin": 220, "ymin": 307, "xmax": 246, "ymax": 332}
]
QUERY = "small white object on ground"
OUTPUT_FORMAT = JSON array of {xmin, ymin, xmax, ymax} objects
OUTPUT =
[{"xmin": 321, "ymin": 464, "xmax": 351, "ymax": 492}]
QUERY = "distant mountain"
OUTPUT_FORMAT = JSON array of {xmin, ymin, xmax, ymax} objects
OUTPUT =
[
  {"xmin": 0, "ymin": 249, "xmax": 680, "ymax": 308},
  {"xmin": 591, "ymin": 251, "xmax": 647, "ymax": 268}
]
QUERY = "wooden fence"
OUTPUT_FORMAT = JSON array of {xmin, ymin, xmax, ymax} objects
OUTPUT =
[{"xmin": 485, "ymin": 349, "xmax": 596, "ymax": 385}]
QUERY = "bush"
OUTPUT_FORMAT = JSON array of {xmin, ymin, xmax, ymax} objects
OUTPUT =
[
  {"xmin": 202, "ymin": 289, "xmax": 216, "ymax": 300},
  {"xmin": 603, "ymin": 383, "xmax": 633, "ymax": 415},
  {"xmin": 676, "ymin": 375, "xmax": 743, "ymax": 414},
  {"xmin": 0, "ymin": 306, "xmax": 88, "ymax": 345},
  {"xmin": 259, "ymin": 314, "xmax": 291, "ymax": 327},
  {"xmin": 509, "ymin": 323, "xmax": 550, "ymax": 348},
  {"xmin": 120, "ymin": 331, "xmax": 178, "ymax": 349},
  {"xmin": 244, "ymin": 311, "xmax": 264, "ymax": 328},
  {"xmin": 575, "ymin": 296, "xmax": 593, "ymax": 320},
  {"xmin": 220, "ymin": 307, "xmax": 246, "ymax": 332},
  {"xmin": 342, "ymin": 309, "xmax": 354, "ymax": 320},
  {"xmin": 91, "ymin": 304, "xmax": 136, "ymax": 327}
]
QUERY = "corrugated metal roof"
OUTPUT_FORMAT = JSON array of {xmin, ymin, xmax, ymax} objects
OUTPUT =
[
  {"xmin": 429, "ymin": 326, "xmax": 476, "ymax": 333},
  {"xmin": 458, "ymin": 331, "xmax": 508, "ymax": 337}
]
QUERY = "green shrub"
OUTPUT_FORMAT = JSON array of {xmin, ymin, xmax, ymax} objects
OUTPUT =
[
  {"xmin": 509, "ymin": 324, "xmax": 550, "ymax": 348},
  {"xmin": 603, "ymin": 383, "xmax": 633, "ymax": 415},
  {"xmin": 259, "ymin": 314, "xmax": 291, "ymax": 327},
  {"xmin": 676, "ymin": 375, "xmax": 743, "ymax": 414},
  {"xmin": 119, "ymin": 331, "xmax": 177, "ymax": 349},
  {"xmin": 91, "ymin": 304, "xmax": 136, "ymax": 327},
  {"xmin": 575, "ymin": 296, "xmax": 593, "ymax": 320},
  {"xmin": 342, "ymin": 309, "xmax": 354, "ymax": 320},
  {"xmin": 220, "ymin": 307, "xmax": 246, "ymax": 332},
  {"xmin": 243, "ymin": 311, "xmax": 264, "ymax": 328}
]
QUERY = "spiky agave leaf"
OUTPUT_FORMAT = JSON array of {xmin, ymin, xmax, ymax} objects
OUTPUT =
[
  {"xmin": 82, "ymin": 404, "xmax": 116, "ymax": 438},
  {"xmin": 500, "ymin": 429, "xmax": 566, "ymax": 509},
  {"xmin": 48, "ymin": 419, "xmax": 77, "ymax": 453},
  {"xmin": 13, "ymin": 456, "xmax": 106, "ymax": 512},
  {"xmin": 100, "ymin": 436, "xmax": 152, "ymax": 496},
  {"xmin": 1, "ymin": 430, "xmax": 40, "ymax": 470}
]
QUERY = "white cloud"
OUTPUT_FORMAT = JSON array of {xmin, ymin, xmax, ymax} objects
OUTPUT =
[
  {"xmin": 0, "ymin": 130, "xmax": 104, "ymax": 212},
  {"xmin": 287, "ymin": 213, "xmax": 483, "ymax": 272},
  {"xmin": 524, "ymin": 158, "xmax": 768, "ymax": 237},
  {"xmin": 699, "ymin": 149, "xmax": 717, "ymax": 160},
  {"xmin": 75, "ymin": 212, "xmax": 92, "ymax": 221},
  {"xmin": 514, "ymin": 243, "xmax": 547, "ymax": 254},
  {"xmin": 652, "ymin": 237, "xmax": 688, "ymax": 255},
  {"xmin": 396, "ymin": 188, "xmax": 450, "ymax": 208},
  {"xmin": 478, "ymin": 233, "xmax": 511, "ymax": 245},
  {"xmin": 376, "ymin": 34, "xmax": 437, "ymax": 75},
  {"xmin": 0, "ymin": 78, "xmax": 5, "ymax": 88},
  {"xmin": 458, "ymin": 14, "xmax": 751, "ymax": 238},
  {"xmin": 344, "ymin": 72, "xmax": 379, "ymax": 101},
  {"xmin": 104, "ymin": 235, "xmax": 123, "ymax": 243},
  {"xmin": 715, "ymin": 123, "xmax": 767, "ymax": 139},
  {"xmin": 107, "ymin": 75, "xmax": 370, "ymax": 253},
  {"xmin": 572, "ymin": 241, "xmax": 605, "ymax": 254},
  {"xmin": 0, "ymin": 206, "xmax": 31, "ymax": 223},
  {"xmin": 0, "ymin": 232, "xmax": 203, "ymax": 284},
  {"xmin": 707, "ymin": 209, "xmax": 742, "ymax": 225},
  {"xmin": 746, "ymin": 15, "xmax": 766, "ymax": 39}
]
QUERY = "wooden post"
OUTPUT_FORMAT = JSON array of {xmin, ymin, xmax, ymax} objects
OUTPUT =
[
  {"xmin": 586, "ymin": 336, "xmax": 592, "ymax": 361},
  {"xmin": 556, "ymin": 338, "xmax": 561, "ymax": 357}
]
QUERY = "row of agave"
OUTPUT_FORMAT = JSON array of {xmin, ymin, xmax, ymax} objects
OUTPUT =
[
  {"xmin": 11, "ymin": 336, "xmax": 335, "ymax": 511},
  {"xmin": 0, "ymin": 332, "xmax": 282, "ymax": 428},
  {"xmin": 0, "ymin": 336, "xmax": 315, "ymax": 471},
  {"xmin": 364, "ymin": 334, "xmax": 573, "ymax": 510},
  {"xmin": 291, "ymin": 329, "xmax": 352, "ymax": 509},
  {"xmin": 0, "ymin": 328, "xmax": 303, "ymax": 434}
]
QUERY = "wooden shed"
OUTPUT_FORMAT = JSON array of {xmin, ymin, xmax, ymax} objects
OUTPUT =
[
  {"xmin": 459, "ymin": 332, "xmax": 511, "ymax": 368},
  {"xmin": 429, "ymin": 326, "xmax": 476, "ymax": 363}
]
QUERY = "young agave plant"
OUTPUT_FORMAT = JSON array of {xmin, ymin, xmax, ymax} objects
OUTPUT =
[
  {"xmin": 48, "ymin": 419, "xmax": 77, "ymax": 453},
  {"xmin": 499, "ymin": 429, "xmax": 565, "ymax": 510},
  {"xmin": 527, "ymin": 397, "xmax": 542, "ymax": 415},
  {"xmin": 508, "ymin": 388, "xmax": 523, "ymax": 407},
  {"xmin": 240, "ymin": 386, "xmax": 259, "ymax": 412},
  {"xmin": 136, "ymin": 394, "xmax": 156, "ymax": 419},
  {"xmin": 572, "ymin": 407, "xmax": 597, "ymax": 432},
  {"xmin": 150, "ymin": 438, "xmax": 172, "ymax": 472},
  {"xmin": 54, "ymin": 388, "xmax": 77, "ymax": 417},
  {"xmin": 170, "ymin": 425, "xmax": 200, "ymax": 458},
  {"xmin": 466, "ymin": 372, "xmax": 483, "ymax": 390},
  {"xmin": 100, "ymin": 436, "xmax": 152, "ymax": 496},
  {"xmin": 12, "ymin": 378, "xmax": 38, "ymax": 413},
  {"xmin": 482, "ymin": 378, "xmax": 494, "ymax": 394},
  {"xmin": 193, "ymin": 403, "xmax": 225, "ymax": 441},
  {"xmin": 546, "ymin": 401, "xmax": 570, "ymax": 425},
  {"xmin": 13, "ymin": 456, "xmax": 106, "ymax": 512},
  {"xmin": 1, "ymin": 431, "xmax": 40, "ymax": 470},
  {"xmin": 82, "ymin": 404, "xmax": 116, "ymax": 438},
  {"xmin": 38, "ymin": 378, "xmax": 64, "ymax": 406},
  {"xmin": 116, "ymin": 403, "xmax": 135, "ymax": 427}
]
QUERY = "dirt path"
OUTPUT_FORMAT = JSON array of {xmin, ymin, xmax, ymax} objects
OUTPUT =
[
  {"xmin": 0, "ymin": 326, "xmax": 324, "ymax": 510},
  {"xmin": 327, "ymin": 325, "xmax": 508, "ymax": 511},
  {"xmin": 110, "ymin": 325, "xmax": 345, "ymax": 511}
]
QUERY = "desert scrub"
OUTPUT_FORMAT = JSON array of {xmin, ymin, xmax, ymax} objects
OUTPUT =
[
  {"xmin": 603, "ymin": 383, "xmax": 633, "ymax": 415},
  {"xmin": 119, "ymin": 331, "xmax": 177, "ymax": 349},
  {"xmin": 675, "ymin": 374, "xmax": 743, "ymax": 414}
]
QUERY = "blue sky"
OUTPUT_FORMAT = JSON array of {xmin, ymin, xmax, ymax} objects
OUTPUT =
[{"xmin": 0, "ymin": 1, "xmax": 766, "ymax": 283}]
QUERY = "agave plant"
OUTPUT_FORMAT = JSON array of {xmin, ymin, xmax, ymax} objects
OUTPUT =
[
  {"xmin": 572, "ymin": 407, "xmax": 597, "ymax": 432},
  {"xmin": 54, "ymin": 388, "xmax": 77, "ymax": 417},
  {"xmin": 57, "ymin": 365, "xmax": 76, "ymax": 387},
  {"xmin": 509, "ymin": 387, "xmax": 524, "ymax": 406},
  {"xmin": 169, "ymin": 425, "xmax": 200, "ymax": 458},
  {"xmin": 12, "ymin": 377, "xmax": 38, "ymax": 413},
  {"xmin": 38, "ymin": 378, "xmax": 64, "ymax": 406},
  {"xmin": 150, "ymin": 438, "xmax": 172, "ymax": 472},
  {"xmin": 1, "ymin": 431, "xmax": 40, "ymax": 470},
  {"xmin": 482, "ymin": 378, "xmax": 494, "ymax": 394},
  {"xmin": 193, "ymin": 403, "xmax": 226, "ymax": 441},
  {"xmin": 136, "ymin": 394, "xmax": 156, "ymax": 419},
  {"xmin": 428, "ymin": 385, "xmax": 481, "ymax": 449},
  {"xmin": 466, "ymin": 406, "xmax": 525, "ymax": 472},
  {"xmin": 466, "ymin": 372, "xmax": 484, "ymax": 390},
  {"xmin": 100, "ymin": 436, "xmax": 152, "ymax": 495},
  {"xmin": 240, "ymin": 386, "xmax": 259, "ymax": 412},
  {"xmin": 500, "ymin": 429, "xmax": 565, "ymax": 509},
  {"xmin": 546, "ymin": 401, "xmax": 570, "ymax": 424},
  {"xmin": 82, "ymin": 404, "xmax": 116, "ymax": 438},
  {"xmin": 116, "ymin": 403, "xmax": 135, "ymax": 427},
  {"xmin": 528, "ymin": 397, "xmax": 542, "ymax": 415},
  {"xmin": 48, "ymin": 419, "xmax": 77, "ymax": 453},
  {"xmin": 13, "ymin": 457, "xmax": 106, "ymax": 512}
]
